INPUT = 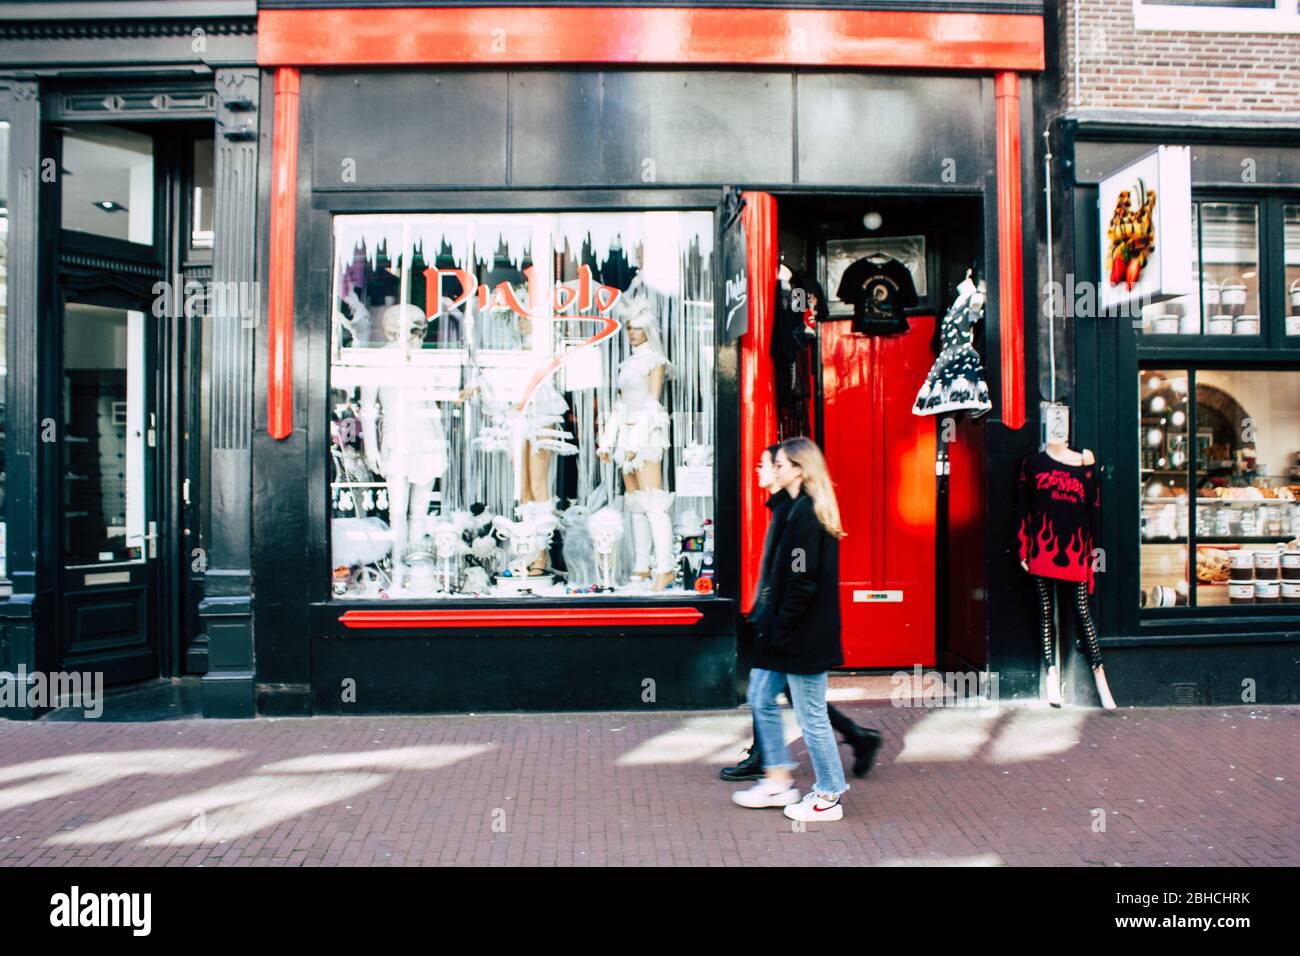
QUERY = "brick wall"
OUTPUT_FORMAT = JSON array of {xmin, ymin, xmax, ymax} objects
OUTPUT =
[{"xmin": 1057, "ymin": 0, "xmax": 1300, "ymax": 114}]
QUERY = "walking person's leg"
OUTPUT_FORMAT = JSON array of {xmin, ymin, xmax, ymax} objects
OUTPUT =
[
  {"xmin": 783, "ymin": 672, "xmax": 847, "ymax": 821},
  {"xmin": 827, "ymin": 702, "xmax": 884, "ymax": 779},
  {"xmin": 732, "ymin": 668, "xmax": 801, "ymax": 808}
]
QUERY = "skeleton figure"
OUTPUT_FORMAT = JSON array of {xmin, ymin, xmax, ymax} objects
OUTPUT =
[
  {"xmin": 587, "ymin": 507, "xmax": 626, "ymax": 591},
  {"xmin": 432, "ymin": 520, "xmax": 466, "ymax": 593}
]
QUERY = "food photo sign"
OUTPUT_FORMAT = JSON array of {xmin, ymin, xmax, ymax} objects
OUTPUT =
[{"xmin": 1097, "ymin": 145, "xmax": 1193, "ymax": 313}]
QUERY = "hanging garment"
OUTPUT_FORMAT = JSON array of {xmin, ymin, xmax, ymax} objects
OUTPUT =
[
  {"xmin": 1016, "ymin": 451, "xmax": 1101, "ymax": 593},
  {"xmin": 771, "ymin": 271, "xmax": 821, "ymax": 440},
  {"xmin": 913, "ymin": 284, "xmax": 992, "ymax": 418},
  {"xmin": 835, "ymin": 255, "xmax": 918, "ymax": 335}
]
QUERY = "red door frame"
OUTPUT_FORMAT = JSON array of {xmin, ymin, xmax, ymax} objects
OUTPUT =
[{"xmin": 258, "ymin": 4, "xmax": 1040, "ymax": 621}]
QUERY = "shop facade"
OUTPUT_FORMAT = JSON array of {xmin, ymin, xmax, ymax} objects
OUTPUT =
[
  {"xmin": 1044, "ymin": 0, "xmax": 1300, "ymax": 705},
  {"xmin": 2, "ymin": 1, "xmax": 1061, "ymax": 718}
]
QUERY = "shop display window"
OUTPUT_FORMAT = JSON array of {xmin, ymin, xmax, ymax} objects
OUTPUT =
[
  {"xmin": 328, "ymin": 211, "xmax": 717, "ymax": 600},
  {"xmin": 1139, "ymin": 201, "xmax": 1260, "ymax": 337},
  {"xmin": 1140, "ymin": 368, "xmax": 1300, "ymax": 608}
]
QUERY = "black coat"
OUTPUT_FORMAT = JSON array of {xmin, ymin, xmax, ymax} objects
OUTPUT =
[{"xmin": 749, "ymin": 489, "xmax": 843, "ymax": 675}]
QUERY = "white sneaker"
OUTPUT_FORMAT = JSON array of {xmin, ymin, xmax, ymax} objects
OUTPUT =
[
  {"xmin": 782, "ymin": 791, "xmax": 844, "ymax": 822},
  {"xmin": 732, "ymin": 779, "xmax": 801, "ymax": 809}
]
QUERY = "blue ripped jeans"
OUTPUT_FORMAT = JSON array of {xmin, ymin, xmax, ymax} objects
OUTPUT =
[{"xmin": 747, "ymin": 667, "xmax": 848, "ymax": 798}]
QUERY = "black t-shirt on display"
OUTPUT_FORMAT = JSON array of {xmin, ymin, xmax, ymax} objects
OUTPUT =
[{"xmin": 835, "ymin": 256, "xmax": 919, "ymax": 335}]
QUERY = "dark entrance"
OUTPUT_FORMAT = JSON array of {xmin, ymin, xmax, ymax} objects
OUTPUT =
[{"xmin": 47, "ymin": 118, "xmax": 211, "ymax": 687}]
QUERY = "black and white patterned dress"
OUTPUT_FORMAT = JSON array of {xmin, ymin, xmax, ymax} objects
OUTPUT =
[{"xmin": 913, "ymin": 288, "xmax": 992, "ymax": 418}]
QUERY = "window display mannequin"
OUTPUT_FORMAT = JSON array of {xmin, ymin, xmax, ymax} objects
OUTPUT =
[
  {"xmin": 359, "ymin": 303, "xmax": 449, "ymax": 590},
  {"xmin": 462, "ymin": 309, "xmax": 577, "ymax": 577},
  {"xmin": 597, "ymin": 306, "xmax": 676, "ymax": 591},
  {"xmin": 1016, "ymin": 440, "xmax": 1117, "ymax": 710}
]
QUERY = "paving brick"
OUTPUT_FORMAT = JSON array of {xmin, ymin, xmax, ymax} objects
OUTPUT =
[{"xmin": 0, "ymin": 705, "xmax": 1296, "ymax": 866}]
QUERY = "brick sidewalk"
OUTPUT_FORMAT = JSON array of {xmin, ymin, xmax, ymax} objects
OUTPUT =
[{"xmin": 0, "ymin": 704, "xmax": 1295, "ymax": 866}]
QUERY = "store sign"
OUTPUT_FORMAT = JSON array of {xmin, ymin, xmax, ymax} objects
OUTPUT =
[
  {"xmin": 1097, "ymin": 145, "xmax": 1193, "ymax": 313},
  {"xmin": 722, "ymin": 202, "xmax": 748, "ymax": 341}
]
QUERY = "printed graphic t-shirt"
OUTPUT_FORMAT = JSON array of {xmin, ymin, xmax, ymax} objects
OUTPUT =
[
  {"xmin": 1016, "ymin": 451, "xmax": 1101, "ymax": 592},
  {"xmin": 835, "ymin": 256, "xmax": 919, "ymax": 335}
]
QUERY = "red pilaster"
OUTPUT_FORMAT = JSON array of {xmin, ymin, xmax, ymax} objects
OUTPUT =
[
  {"xmin": 995, "ymin": 71, "xmax": 1027, "ymax": 431},
  {"xmin": 267, "ymin": 67, "xmax": 300, "ymax": 440},
  {"xmin": 739, "ymin": 191, "xmax": 778, "ymax": 614}
]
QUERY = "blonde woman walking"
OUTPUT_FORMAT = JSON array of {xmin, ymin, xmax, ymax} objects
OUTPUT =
[{"xmin": 733, "ymin": 436, "xmax": 851, "ymax": 821}]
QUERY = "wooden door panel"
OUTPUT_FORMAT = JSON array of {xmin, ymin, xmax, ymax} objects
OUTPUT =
[{"xmin": 821, "ymin": 315, "xmax": 937, "ymax": 668}]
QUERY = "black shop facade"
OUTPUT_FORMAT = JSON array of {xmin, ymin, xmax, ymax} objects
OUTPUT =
[{"xmin": 0, "ymin": 2, "xmax": 1062, "ymax": 718}]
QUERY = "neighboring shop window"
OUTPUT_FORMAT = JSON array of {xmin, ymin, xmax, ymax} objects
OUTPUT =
[
  {"xmin": 1140, "ymin": 201, "xmax": 1260, "ymax": 337},
  {"xmin": 328, "ymin": 211, "xmax": 717, "ymax": 600},
  {"xmin": 1134, "ymin": 1, "xmax": 1300, "ymax": 33},
  {"xmin": 1140, "ymin": 369, "xmax": 1300, "ymax": 608},
  {"xmin": 1286, "ymin": 205, "xmax": 1300, "ymax": 337},
  {"xmin": 0, "ymin": 120, "xmax": 8, "ymax": 580}
]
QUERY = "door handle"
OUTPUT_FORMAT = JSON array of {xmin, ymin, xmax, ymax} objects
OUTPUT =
[{"xmin": 145, "ymin": 520, "xmax": 158, "ymax": 559}]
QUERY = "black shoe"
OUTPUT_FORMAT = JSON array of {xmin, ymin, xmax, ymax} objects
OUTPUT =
[
  {"xmin": 845, "ymin": 728, "xmax": 883, "ymax": 779},
  {"xmin": 720, "ymin": 746, "xmax": 764, "ymax": 782}
]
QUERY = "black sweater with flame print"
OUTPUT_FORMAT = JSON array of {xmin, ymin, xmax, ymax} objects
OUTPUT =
[{"xmin": 1016, "ymin": 451, "xmax": 1101, "ymax": 593}]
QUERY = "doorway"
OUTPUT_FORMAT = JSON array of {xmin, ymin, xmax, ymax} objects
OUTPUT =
[
  {"xmin": 772, "ymin": 193, "xmax": 985, "ymax": 669},
  {"xmin": 48, "ymin": 119, "xmax": 210, "ymax": 686}
]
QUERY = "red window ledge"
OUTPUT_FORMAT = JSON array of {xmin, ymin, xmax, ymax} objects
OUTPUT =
[{"xmin": 339, "ymin": 607, "xmax": 705, "ymax": 630}]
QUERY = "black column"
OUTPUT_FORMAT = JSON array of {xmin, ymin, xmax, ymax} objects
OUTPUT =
[
  {"xmin": 0, "ymin": 77, "xmax": 51, "ymax": 719},
  {"xmin": 198, "ymin": 68, "xmax": 260, "ymax": 718}
]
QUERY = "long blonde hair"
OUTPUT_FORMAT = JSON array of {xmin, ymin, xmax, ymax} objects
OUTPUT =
[{"xmin": 778, "ymin": 436, "xmax": 846, "ymax": 539}]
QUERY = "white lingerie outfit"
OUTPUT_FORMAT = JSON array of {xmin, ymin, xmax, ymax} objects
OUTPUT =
[
  {"xmin": 597, "ymin": 343, "xmax": 672, "ymax": 475},
  {"xmin": 473, "ymin": 375, "xmax": 578, "ymax": 457},
  {"xmin": 598, "ymin": 342, "xmax": 676, "ymax": 578}
]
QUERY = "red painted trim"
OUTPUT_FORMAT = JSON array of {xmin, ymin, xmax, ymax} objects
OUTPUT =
[
  {"xmin": 995, "ymin": 71, "xmax": 1026, "ymax": 431},
  {"xmin": 339, "ymin": 607, "xmax": 705, "ymax": 629},
  {"xmin": 739, "ymin": 192, "xmax": 777, "ymax": 615},
  {"xmin": 267, "ymin": 67, "xmax": 300, "ymax": 441},
  {"xmin": 258, "ymin": 8, "xmax": 1044, "ymax": 71}
]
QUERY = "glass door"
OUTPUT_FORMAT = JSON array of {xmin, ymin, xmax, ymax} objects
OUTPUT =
[{"xmin": 58, "ymin": 298, "xmax": 160, "ymax": 684}]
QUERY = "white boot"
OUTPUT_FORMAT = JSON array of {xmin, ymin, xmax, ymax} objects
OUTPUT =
[
  {"xmin": 625, "ymin": 491, "xmax": 652, "ymax": 580},
  {"xmin": 1092, "ymin": 665, "xmax": 1117, "ymax": 710},
  {"xmin": 641, "ymin": 488, "xmax": 676, "ymax": 591},
  {"xmin": 1045, "ymin": 664, "xmax": 1062, "ymax": 707}
]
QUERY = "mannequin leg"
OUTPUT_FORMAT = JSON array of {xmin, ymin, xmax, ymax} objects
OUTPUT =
[
  {"xmin": 522, "ymin": 443, "xmax": 556, "ymax": 573},
  {"xmin": 408, "ymin": 479, "xmax": 436, "ymax": 551},
  {"xmin": 388, "ymin": 478, "xmax": 411, "ymax": 588},
  {"xmin": 1034, "ymin": 577, "xmax": 1062, "ymax": 707},
  {"xmin": 1072, "ymin": 581, "xmax": 1117, "ymax": 710},
  {"xmin": 635, "ymin": 460, "xmax": 675, "ymax": 591},
  {"xmin": 622, "ymin": 468, "xmax": 650, "ymax": 581}
]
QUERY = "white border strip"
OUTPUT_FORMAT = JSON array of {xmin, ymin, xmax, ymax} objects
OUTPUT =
[{"xmin": 1133, "ymin": 0, "xmax": 1300, "ymax": 33}]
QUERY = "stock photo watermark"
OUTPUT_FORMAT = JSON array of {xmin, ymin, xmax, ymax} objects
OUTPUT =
[{"xmin": 0, "ymin": 665, "xmax": 104, "ymax": 718}]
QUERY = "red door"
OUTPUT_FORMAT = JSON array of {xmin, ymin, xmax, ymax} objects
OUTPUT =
[{"xmin": 821, "ymin": 315, "xmax": 937, "ymax": 668}]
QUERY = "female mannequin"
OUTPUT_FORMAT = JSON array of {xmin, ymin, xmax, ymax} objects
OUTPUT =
[
  {"xmin": 1017, "ymin": 439, "xmax": 1117, "ymax": 709},
  {"xmin": 462, "ymin": 309, "xmax": 577, "ymax": 575},
  {"xmin": 597, "ymin": 307, "xmax": 676, "ymax": 591},
  {"xmin": 360, "ymin": 304, "xmax": 449, "ymax": 590}
]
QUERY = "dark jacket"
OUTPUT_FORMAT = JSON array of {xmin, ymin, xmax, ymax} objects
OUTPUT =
[{"xmin": 749, "ymin": 488, "xmax": 843, "ymax": 675}]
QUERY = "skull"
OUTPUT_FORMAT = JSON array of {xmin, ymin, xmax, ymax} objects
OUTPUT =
[{"xmin": 587, "ymin": 507, "xmax": 626, "ymax": 556}]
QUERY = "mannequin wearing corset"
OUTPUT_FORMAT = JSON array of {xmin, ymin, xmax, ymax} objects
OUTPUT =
[{"xmin": 598, "ymin": 307, "xmax": 675, "ymax": 591}]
